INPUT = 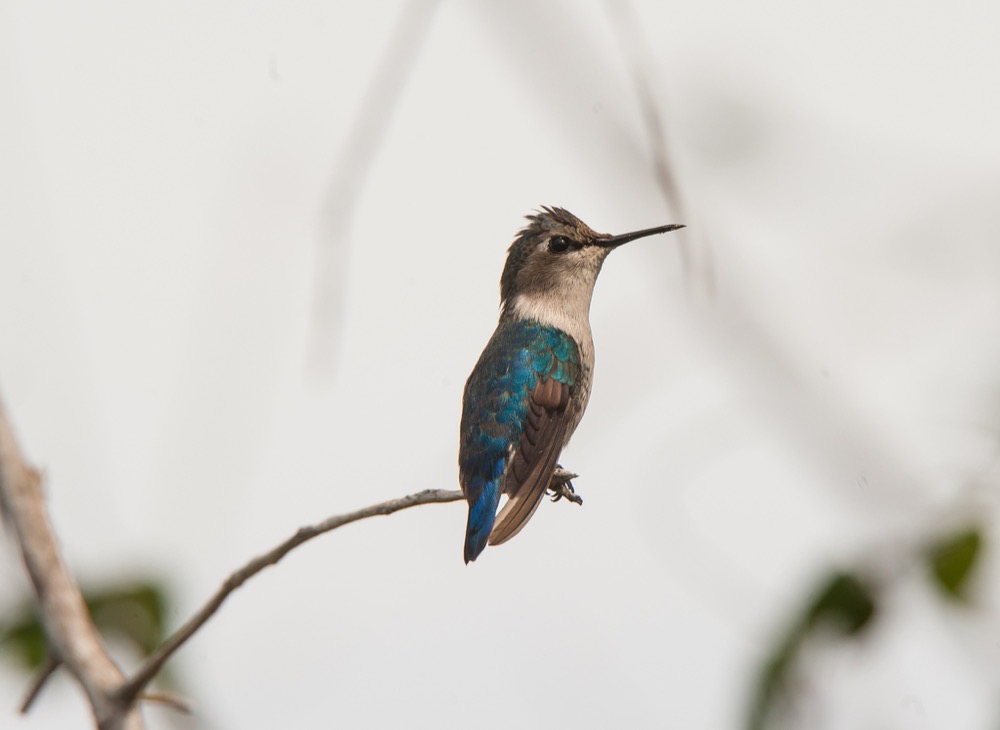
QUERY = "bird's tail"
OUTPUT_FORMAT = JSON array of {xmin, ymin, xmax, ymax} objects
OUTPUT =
[{"xmin": 464, "ymin": 479, "xmax": 501, "ymax": 563}]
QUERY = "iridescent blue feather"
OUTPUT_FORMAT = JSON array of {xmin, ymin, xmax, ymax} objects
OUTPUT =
[{"xmin": 460, "ymin": 319, "xmax": 579, "ymax": 563}]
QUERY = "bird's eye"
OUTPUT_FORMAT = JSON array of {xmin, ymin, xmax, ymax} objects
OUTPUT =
[{"xmin": 549, "ymin": 235, "xmax": 574, "ymax": 254}]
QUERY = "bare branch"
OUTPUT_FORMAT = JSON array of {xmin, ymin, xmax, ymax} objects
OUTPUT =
[
  {"xmin": 19, "ymin": 652, "xmax": 61, "ymax": 714},
  {"xmin": 605, "ymin": 2, "xmax": 683, "ymax": 212},
  {"xmin": 2, "ymin": 388, "xmax": 463, "ymax": 721},
  {"xmin": 139, "ymin": 690, "xmax": 192, "ymax": 715},
  {"xmin": 605, "ymin": 0, "xmax": 715, "ymax": 299},
  {"xmin": 308, "ymin": 0, "xmax": 441, "ymax": 376},
  {"xmin": 0, "ymin": 397, "xmax": 143, "ymax": 730},
  {"xmin": 118, "ymin": 487, "xmax": 463, "ymax": 702}
]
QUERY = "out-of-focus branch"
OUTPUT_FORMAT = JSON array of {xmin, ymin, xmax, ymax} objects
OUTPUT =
[
  {"xmin": 19, "ymin": 652, "xmax": 60, "ymax": 713},
  {"xmin": 604, "ymin": 2, "xmax": 683, "ymax": 214},
  {"xmin": 117, "ymin": 487, "xmax": 463, "ymax": 703},
  {"xmin": 0, "ymin": 397, "xmax": 143, "ymax": 730},
  {"xmin": 605, "ymin": 0, "xmax": 715, "ymax": 299},
  {"xmin": 308, "ymin": 0, "xmax": 441, "ymax": 375}
]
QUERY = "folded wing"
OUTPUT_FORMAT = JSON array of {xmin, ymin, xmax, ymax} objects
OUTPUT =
[{"xmin": 488, "ymin": 376, "xmax": 572, "ymax": 546}]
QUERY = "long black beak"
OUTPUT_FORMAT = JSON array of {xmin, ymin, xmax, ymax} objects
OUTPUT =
[{"xmin": 597, "ymin": 223, "xmax": 685, "ymax": 248}]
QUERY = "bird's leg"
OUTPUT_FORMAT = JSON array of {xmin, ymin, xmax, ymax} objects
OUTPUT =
[{"xmin": 548, "ymin": 465, "xmax": 582, "ymax": 505}]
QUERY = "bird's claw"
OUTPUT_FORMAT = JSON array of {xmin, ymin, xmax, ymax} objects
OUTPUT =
[
  {"xmin": 551, "ymin": 482, "xmax": 583, "ymax": 505},
  {"xmin": 548, "ymin": 467, "xmax": 582, "ymax": 505}
]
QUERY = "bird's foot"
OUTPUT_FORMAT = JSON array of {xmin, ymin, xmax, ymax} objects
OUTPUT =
[{"xmin": 548, "ymin": 466, "xmax": 582, "ymax": 505}]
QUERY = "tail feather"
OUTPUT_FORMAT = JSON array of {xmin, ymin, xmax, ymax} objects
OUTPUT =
[
  {"xmin": 487, "ymin": 483, "xmax": 546, "ymax": 546},
  {"xmin": 464, "ymin": 479, "xmax": 502, "ymax": 563}
]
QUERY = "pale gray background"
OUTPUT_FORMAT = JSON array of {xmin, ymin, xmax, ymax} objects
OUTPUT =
[{"xmin": 2, "ymin": 1, "xmax": 1000, "ymax": 728}]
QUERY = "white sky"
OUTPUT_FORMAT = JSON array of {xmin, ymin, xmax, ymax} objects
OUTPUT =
[{"xmin": 2, "ymin": 1, "xmax": 1000, "ymax": 728}]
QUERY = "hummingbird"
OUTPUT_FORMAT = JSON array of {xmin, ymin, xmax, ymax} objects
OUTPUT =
[{"xmin": 459, "ymin": 207, "xmax": 684, "ymax": 563}]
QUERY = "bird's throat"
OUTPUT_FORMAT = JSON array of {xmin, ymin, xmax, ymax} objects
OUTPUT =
[{"xmin": 508, "ymin": 291, "xmax": 594, "ymax": 349}]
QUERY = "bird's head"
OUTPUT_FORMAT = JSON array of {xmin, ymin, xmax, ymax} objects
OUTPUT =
[{"xmin": 499, "ymin": 206, "xmax": 683, "ymax": 312}]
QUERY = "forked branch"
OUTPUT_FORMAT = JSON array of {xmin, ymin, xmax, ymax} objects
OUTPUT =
[
  {"xmin": 1, "ymin": 390, "xmax": 463, "ymax": 725},
  {"xmin": 0, "ymin": 398, "xmax": 142, "ymax": 730}
]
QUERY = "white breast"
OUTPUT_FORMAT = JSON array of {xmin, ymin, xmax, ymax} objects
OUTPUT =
[{"xmin": 510, "ymin": 291, "xmax": 593, "ymax": 348}]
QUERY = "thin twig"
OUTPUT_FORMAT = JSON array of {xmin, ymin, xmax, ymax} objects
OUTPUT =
[
  {"xmin": 1, "ymin": 387, "xmax": 463, "ymax": 719},
  {"xmin": 118, "ymin": 487, "xmax": 463, "ymax": 702},
  {"xmin": 308, "ymin": 0, "xmax": 441, "ymax": 376},
  {"xmin": 19, "ymin": 652, "xmax": 61, "ymax": 714},
  {"xmin": 605, "ymin": 0, "xmax": 715, "ymax": 299},
  {"xmin": 139, "ymin": 690, "xmax": 192, "ymax": 715},
  {"xmin": 605, "ymin": 2, "xmax": 683, "ymax": 212},
  {"xmin": 0, "ymin": 397, "xmax": 143, "ymax": 730}
]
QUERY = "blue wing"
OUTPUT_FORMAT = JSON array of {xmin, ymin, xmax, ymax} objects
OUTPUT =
[{"xmin": 459, "ymin": 320, "xmax": 579, "ymax": 563}]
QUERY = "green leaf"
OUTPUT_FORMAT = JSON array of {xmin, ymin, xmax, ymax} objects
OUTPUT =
[
  {"xmin": 86, "ymin": 583, "xmax": 168, "ymax": 655},
  {"xmin": 0, "ymin": 612, "xmax": 48, "ymax": 670},
  {"xmin": 928, "ymin": 527, "xmax": 982, "ymax": 601},
  {"xmin": 746, "ymin": 571, "xmax": 876, "ymax": 730},
  {"xmin": 805, "ymin": 572, "xmax": 876, "ymax": 635},
  {"xmin": 1, "ymin": 580, "xmax": 170, "ymax": 674}
]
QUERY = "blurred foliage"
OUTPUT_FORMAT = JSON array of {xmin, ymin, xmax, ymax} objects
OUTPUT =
[
  {"xmin": 749, "ymin": 525, "xmax": 987, "ymax": 729},
  {"xmin": 927, "ymin": 525, "xmax": 983, "ymax": 602},
  {"xmin": 0, "ymin": 609, "xmax": 48, "ymax": 671},
  {"xmin": 1, "ymin": 581, "xmax": 171, "ymax": 680},
  {"xmin": 747, "ymin": 571, "xmax": 877, "ymax": 730},
  {"xmin": 802, "ymin": 572, "xmax": 876, "ymax": 635}
]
